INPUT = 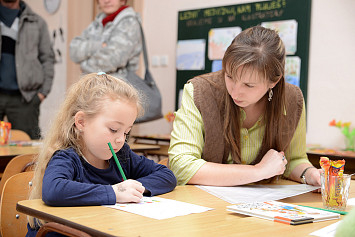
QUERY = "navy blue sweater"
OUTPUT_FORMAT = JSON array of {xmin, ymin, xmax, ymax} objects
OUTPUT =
[{"xmin": 26, "ymin": 143, "xmax": 176, "ymax": 236}]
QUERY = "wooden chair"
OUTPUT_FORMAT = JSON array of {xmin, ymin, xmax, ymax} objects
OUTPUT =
[
  {"xmin": 158, "ymin": 158, "xmax": 169, "ymax": 167},
  {"xmin": 36, "ymin": 222, "xmax": 92, "ymax": 237},
  {"xmin": 0, "ymin": 154, "xmax": 37, "ymax": 198},
  {"xmin": 0, "ymin": 171, "xmax": 34, "ymax": 237},
  {"xmin": 0, "ymin": 172, "xmax": 91, "ymax": 237},
  {"xmin": 10, "ymin": 129, "xmax": 31, "ymax": 141}
]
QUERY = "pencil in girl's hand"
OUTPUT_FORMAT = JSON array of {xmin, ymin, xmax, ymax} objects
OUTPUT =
[{"xmin": 108, "ymin": 142, "xmax": 127, "ymax": 180}]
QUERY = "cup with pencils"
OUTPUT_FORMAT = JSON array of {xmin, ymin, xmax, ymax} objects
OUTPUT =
[{"xmin": 320, "ymin": 157, "xmax": 351, "ymax": 211}]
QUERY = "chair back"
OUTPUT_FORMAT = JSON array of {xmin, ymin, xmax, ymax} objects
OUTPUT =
[
  {"xmin": 0, "ymin": 171, "xmax": 34, "ymax": 237},
  {"xmin": 10, "ymin": 129, "xmax": 31, "ymax": 141},
  {"xmin": 158, "ymin": 158, "xmax": 169, "ymax": 167},
  {"xmin": 0, "ymin": 154, "xmax": 37, "ymax": 197}
]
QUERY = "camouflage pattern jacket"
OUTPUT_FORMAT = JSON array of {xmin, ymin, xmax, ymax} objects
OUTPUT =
[{"xmin": 69, "ymin": 7, "xmax": 142, "ymax": 80}]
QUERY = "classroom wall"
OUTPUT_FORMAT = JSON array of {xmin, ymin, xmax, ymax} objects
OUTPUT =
[
  {"xmin": 25, "ymin": 0, "xmax": 93, "ymax": 137},
  {"xmin": 25, "ymin": 0, "xmax": 68, "ymax": 136},
  {"xmin": 136, "ymin": 0, "xmax": 355, "ymax": 150},
  {"xmin": 25, "ymin": 0, "xmax": 355, "ymax": 150}
]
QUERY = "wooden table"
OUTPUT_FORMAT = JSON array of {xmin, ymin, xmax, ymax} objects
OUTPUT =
[
  {"xmin": 130, "ymin": 135, "xmax": 170, "ymax": 161},
  {"xmin": 17, "ymin": 180, "xmax": 355, "ymax": 237},
  {"xmin": 0, "ymin": 142, "xmax": 159, "ymax": 176},
  {"xmin": 0, "ymin": 143, "xmax": 159, "ymax": 158},
  {"xmin": 131, "ymin": 134, "xmax": 171, "ymax": 144},
  {"xmin": 0, "ymin": 142, "xmax": 41, "ymax": 174}
]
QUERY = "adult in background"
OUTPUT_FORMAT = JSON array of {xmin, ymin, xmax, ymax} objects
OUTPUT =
[
  {"xmin": 69, "ymin": 0, "xmax": 142, "ymax": 80},
  {"xmin": 0, "ymin": 0, "xmax": 55, "ymax": 139},
  {"xmin": 169, "ymin": 26, "xmax": 321, "ymax": 187}
]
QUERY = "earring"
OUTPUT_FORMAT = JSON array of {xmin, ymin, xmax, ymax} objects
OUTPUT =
[{"xmin": 268, "ymin": 88, "xmax": 273, "ymax": 102}]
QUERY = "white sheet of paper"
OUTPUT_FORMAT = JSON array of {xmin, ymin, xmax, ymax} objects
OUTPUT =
[
  {"xmin": 105, "ymin": 196, "xmax": 213, "ymax": 220},
  {"xmin": 346, "ymin": 197, "xmax": 355, "ymax": 206},
  {"xmin": 309, "ymin": 221, "xmax": 341, "ymax": 237},
  {"xmin": 197, "ymin": 184, "xmax": 319, "ymax": 204}
]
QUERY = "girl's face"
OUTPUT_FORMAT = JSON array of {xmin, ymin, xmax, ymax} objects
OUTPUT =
[
  {"xmin": 224, "ymin": 67, "xmax": 276, "ymax": 110},
  {"xmin": 76, "ymin": 98, "xmax": 137, "ymax": 168},
  {"xmin": 98, "ymin": 0, "xmax": 126, "ymax": 15}
]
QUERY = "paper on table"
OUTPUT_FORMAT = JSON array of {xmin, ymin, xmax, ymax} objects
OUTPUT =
[
  {"xmin": 105, "ymin": 196, "xmax": 213, "ymax": 220},
  {"xmin": 346, "ymin": 198, "xmax": 355, "ymax": 206},
  {"xmin": 197, "ymin": 184, "xmax": 319, "ymax": 204},
  {"xmin": 309, "ymin": 221, "xmax": 341, "ymax": 237}
]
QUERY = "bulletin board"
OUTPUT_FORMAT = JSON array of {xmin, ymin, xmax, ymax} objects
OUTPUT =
[{"xmin": 175, "ymin": 0, "xmax": 312, "ymax": 110}]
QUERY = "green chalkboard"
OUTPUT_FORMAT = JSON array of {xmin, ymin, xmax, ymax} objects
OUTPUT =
[{"xmin": 176, "ymin": 0, "xmax": 312, "ymax": 110}]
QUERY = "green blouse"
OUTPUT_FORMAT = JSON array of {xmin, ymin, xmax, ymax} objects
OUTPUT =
[{"xmin": 169, "ymin": 83, "xmax": 311, "ymax": 185}]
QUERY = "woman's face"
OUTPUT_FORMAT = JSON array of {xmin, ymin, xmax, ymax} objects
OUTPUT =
[
  {"xmin": 98, "ymin": 0, "xmax": 126, "ymax": 15},
  {"xmin": 224, "ymin": 67, "xmax": 275, "ymax": 109}
]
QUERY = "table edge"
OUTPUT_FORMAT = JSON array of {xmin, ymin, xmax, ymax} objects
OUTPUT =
[{"xmin": 16, "ymin": 202, "xmax": 117, "ymax": 237}]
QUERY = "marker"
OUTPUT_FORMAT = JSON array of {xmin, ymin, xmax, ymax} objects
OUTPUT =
[
  {"xmin": 298, "ymin": 205, "xmax": 348, "ymax": 215},
  {"xmin": 108, "ymin": 142, "xmax": 127, "ymax": 180}
]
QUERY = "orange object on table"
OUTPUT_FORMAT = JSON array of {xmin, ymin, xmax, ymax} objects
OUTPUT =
[{"xmin": 0, "ymin": 121, "xmax": 11, "ymax": 145}]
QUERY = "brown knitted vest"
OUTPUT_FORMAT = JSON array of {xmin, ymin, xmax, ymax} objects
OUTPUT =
[{"xmin": 188, "ymin": 70, "xmax": 303, "ymax": 165}]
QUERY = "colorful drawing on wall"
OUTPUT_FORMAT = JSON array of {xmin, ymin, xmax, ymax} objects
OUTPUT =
[
  {"xmin": 261, "ymin": 20, "xmax": 298, "ymax": 55},
  {"xmin": 208, "ymin": 26, "xmax": 242, "ymax": 60},
  {"xmin": 176, "ymin": 39, "xmax": 206, "ymax": 70},
  {"xmin": 211, "ymin": 60, "xmax": 222, "ymax": 72},
  {"xmin": 285, "ymin": 56, "xmax": 301, "ymax": 87}
]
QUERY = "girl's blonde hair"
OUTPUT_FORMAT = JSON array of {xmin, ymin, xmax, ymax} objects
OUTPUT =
[
  {"xmin": 222, "ymin": 25, "xmax": 286, "ymax": 162},
  {"xmin": 28, "ymin": 73, "xmax": 143, "ymax": 228}
]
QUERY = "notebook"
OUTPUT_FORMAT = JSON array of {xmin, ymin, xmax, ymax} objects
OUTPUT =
[{"xmin": 227, "ymin": 201, "xmax": 340, "ymax": 225}]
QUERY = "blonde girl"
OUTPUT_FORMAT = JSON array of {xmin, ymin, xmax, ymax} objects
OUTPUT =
[{"xmin": 27, "ymin": 73, "xmax": 176, "ymax": 236}]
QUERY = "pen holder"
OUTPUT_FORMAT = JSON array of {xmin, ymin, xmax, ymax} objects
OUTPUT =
[
  {"xmin": 0, "ymin": 121, "xmax": 11, "ymax": 145},
  {"xmin": 320, "ymin": 173, "xmax": 351, "ymax": 211}
]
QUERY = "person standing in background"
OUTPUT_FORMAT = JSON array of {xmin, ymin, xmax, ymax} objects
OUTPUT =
[
  {"xmin": 69, "ymin": 0, "xmax": 142, "ymax": 80},
  {"xmin": 0, "ymin": 0, "xmax": 55, "ymax": 139}
]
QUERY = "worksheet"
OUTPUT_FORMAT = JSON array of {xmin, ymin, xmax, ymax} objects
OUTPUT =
[
  {"xmin": 197, "ymin": 184, "xmax": 319, "ymax": 204},
  {"xmin": 105, "ymin": 197, "xmax": 213, "ymax": 220},
  {"xmin": 309, "ymin": 221, "xmax": 341, "ymax": 237}
]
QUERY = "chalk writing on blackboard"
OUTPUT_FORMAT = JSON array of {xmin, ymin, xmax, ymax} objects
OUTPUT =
[{"xmin": 241, "ymin": 10, "xmax": 284, "ymax": 21}]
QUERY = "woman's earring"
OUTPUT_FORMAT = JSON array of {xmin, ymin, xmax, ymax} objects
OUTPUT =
[{"xmin": 268, "ymin": 88, "xmax": 273, "ymax": 102}]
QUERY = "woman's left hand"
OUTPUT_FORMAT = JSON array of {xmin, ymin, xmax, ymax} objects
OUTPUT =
[{"xmin": 305, "ymin": 168, "xmax": 322, "ymax": 192}]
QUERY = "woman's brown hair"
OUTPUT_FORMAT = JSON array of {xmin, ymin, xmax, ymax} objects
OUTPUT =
[{"xmin": 222, "ymin": 25, "xmax": 286, "ymax": 163}]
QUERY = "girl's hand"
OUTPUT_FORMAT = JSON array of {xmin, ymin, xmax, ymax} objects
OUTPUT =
[
  {"xmin": 112, "ymin": 179, "xmax": 145, "ymax": 203},
  {"xmin": 255, "ymin": 149, "xmax": 288, "ymax": 179}
]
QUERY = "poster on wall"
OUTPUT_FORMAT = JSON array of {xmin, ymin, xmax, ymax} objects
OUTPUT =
[
  {"xmin": 261, "ymin": 19, "xmax": 298, "ymax": 55},
  {"xmin": 208, "ymin": 26, "xmax": 242, "ymax": 60},
  {"xmin": 285, "ymin": 56, "xmax": 301, "ymax": 87},
  {"xmin": 176, "ymin": 39, "xmax": 206, "ymax": 70}
]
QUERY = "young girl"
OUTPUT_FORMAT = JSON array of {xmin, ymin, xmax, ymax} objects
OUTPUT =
[{"xmin": 26, "ymin": 73, "xmax": 176, "ymax": 236}]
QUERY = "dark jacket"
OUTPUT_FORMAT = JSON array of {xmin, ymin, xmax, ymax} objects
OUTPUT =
[{"xmin": 0, "ymin": 1, "xmax": 55, "ymax": 101}]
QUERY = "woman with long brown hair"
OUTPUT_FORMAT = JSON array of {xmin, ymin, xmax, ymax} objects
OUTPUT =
[{"xmin": 169, "ymin": 26, "xmax": 321, "ymax": 187}]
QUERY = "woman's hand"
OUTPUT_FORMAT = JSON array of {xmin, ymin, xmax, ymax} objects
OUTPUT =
[
  {"xmin": 305, "ymin": 168, "xmax": 322, "ymax": 192},
  {"xmin": 255, "ymin": 149, "xmax": 288, "ymax": 180},
  {"xmin": 112, "ymin": 179, "xmax": 145, "ymax": 203}
]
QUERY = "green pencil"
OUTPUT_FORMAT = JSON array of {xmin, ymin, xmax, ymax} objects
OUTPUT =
[
  {"xmin": 298, "ymin": 205, "xmax": 348, "ymax": 215},
  {"xmin": 108, "ymin": 142, "xmax": 127, "ymax": 180}
]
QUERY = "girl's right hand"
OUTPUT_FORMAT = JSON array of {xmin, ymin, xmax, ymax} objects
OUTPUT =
[
  {"xmin": 255, "ymin": 149, "xmax": 288, "ymax": 179},
  {"xmin": 112, "ymin": 179, "xmax": 145, "ymax": 203}
]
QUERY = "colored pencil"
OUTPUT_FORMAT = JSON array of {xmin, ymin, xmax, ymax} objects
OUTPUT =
[
  {"xmin": 108, "ymin": 142, "xmax": 127, "ymax": 180},
  {"xmin": 298, "ymin": 205, "xmax": 348, "ymax": 215}
]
